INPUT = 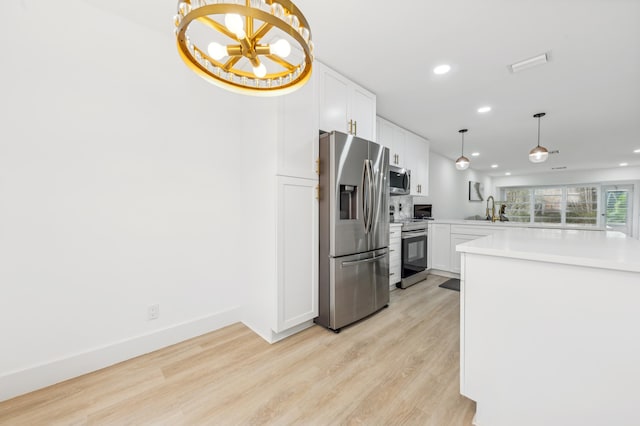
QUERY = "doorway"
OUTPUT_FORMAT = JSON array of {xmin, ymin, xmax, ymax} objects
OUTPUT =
[{"xmin": 602, "ymin": 185, "xmax": 634, "ymax": 236}]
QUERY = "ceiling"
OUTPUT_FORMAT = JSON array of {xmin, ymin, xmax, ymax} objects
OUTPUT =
[{"xmin": 86, "ymin": 0, "xmax": 640, "ymax": 177}]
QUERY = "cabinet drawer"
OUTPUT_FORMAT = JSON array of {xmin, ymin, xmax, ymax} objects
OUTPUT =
[{"xmin": 451, "ymin": 225, "xmax": 506, "ymax": 236}]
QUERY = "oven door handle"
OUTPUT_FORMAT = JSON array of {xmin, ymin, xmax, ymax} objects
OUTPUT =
[
  {"xmin": 402, "ymin": 231, "xmax": 427, "ymax": 239},
  {"xmin": 341, "ymin": 252, "xmax": 388, "ymax": 267}
]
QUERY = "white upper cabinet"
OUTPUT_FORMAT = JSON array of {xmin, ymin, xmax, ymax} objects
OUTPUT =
[
  {"xmin": 318, "ymin": 62, "xmax": 376, "ymax": 141},
  {"xmin": 405, "ymin": 132, "xmax": 430, "ymax": 196},
  {"xmin": 277, "ymin": 69, "xmax": 319, "ymax": 180},
  {"xmin": 377, "ymin": 116, "xmax": 405, "ymax": 166},
  {"xmin": 349, "ymin": 86, "xmax": 376, "ymax": 141},
  {"xmin": 376, "ymin": 116, "xmax": 429, "ymax": 195}
]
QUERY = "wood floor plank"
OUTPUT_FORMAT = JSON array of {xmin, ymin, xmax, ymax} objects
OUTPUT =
[{"xmin": 0, "ymin": 274, "xmax": 475, "ymax": 425}]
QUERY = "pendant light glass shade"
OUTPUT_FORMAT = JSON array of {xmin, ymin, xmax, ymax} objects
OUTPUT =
[
  {"xmin": 529, "ymin": 113, "xmax": 549, "ymax": 163},
  {"xmin": 456, "ymin": 129, "xmax": 470, "ymax": 170}
]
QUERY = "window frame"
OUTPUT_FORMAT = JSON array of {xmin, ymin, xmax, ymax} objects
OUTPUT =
[{"xmin": 500, "ymin": 184, "xmax": 602, "ymax": 227}]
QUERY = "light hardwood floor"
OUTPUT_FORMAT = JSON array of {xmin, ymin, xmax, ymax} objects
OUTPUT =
[{"xmin": 0, "ymin": 275, "xmax": 475, "ymax": 425}]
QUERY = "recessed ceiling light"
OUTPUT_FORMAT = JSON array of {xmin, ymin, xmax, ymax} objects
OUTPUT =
[
  {"xmin": 620, "ymin": 163, "xmax": 629, "ymax": 167},
  {"xmin": 477, "ymin": 106, "xmax": 491, "ymax": 113},
  {"xmin": 491, "ymin": 164, "xmax": 499, "ymax": 168},
  {"xmin": 505, "ymin": 172, "xmax": 511, "ymax": 176},
  {"xmin": 433, "ymin": 64, "xmax": 451, "ymax": 75},
  {"xmin": 634, "ymin": 149, "xmax": 640, "ymax": 153},
  {"xmin": 471, "ymin": 152, "xmax": 480, "ymax": 157}
]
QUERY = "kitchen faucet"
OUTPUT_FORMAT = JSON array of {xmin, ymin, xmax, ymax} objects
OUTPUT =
[{"xmin": 486, "ymin": 196, "xmax": 496, "ymax": 222}]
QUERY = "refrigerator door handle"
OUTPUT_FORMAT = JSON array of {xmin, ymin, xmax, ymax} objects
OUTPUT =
[
  {"xmin": 341, "ymin": 252, "xmax": 388, "ymax": 267},
  {"xmin": 369, "ymin": 161, "xmax": 377, "ymax": 233},
  {"xmin": 366, "ymin": 159, "xmax": 374, "ymax": 233},
  {"xmin": 361, "ymin": 160, "xmax": 369, "ymax": 233}
]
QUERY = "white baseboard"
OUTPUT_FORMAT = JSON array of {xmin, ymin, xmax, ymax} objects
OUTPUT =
[
  {"xmin": 428, "ymin": 269, "xmax": 460, "ymax": 279},
  {"xmin": 0, "ymin": 306, "xmax": 242, "ymax": 402},
  {"xmin": 243, "ymin": 319, "xmax": 315, "ymax": 344}
]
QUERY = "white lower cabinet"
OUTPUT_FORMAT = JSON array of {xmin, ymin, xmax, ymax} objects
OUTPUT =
[
  {"xmin": 450, "ymin": 234, "xmax": 478, "ymax": 274},
  {"xmin": 429, "ymin": 223, "xmax": 452, "ymax": 271},
  {"xmin": 430, "ymin": 223, "xmax": 507, "ymax": 274},
  {"xmin": 274, "ymin": 176, "xmax": 319, "ymax": 333},
  {"xmin": 389, "ymin": 224, "xmax": 402, "ymax": 288}
]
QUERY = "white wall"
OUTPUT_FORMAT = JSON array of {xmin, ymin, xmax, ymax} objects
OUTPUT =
[
  {"xmin": 413, "ymin": 150, "xmax": 494, "ymax": 220},
  {"xmin": 492, "ymin": 167, "xmax": 640, "ymax": 239},
  {"xmin": 0, "ymin": 0, "xmax": 279, "ymax": 400}
]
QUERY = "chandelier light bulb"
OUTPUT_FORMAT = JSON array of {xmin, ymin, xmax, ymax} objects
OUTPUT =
[
  {"xmin": 225, "ymin": 13, "xmax": 245, "ymax": 38},
  {"xmin": 253, "ymin": 63, "xmax": 267, "ymax": 78},
  {"xmin": 271, "ymin": 39, "xmax": 291, "ymax": 58},
  {"xmin": 207, "ymin": 42, "xmax": 227, "ymax": 60}
]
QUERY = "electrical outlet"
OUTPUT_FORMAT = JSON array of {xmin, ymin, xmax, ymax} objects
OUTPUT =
[{"xmin": 148, "ymin": 304, "xmax": 159, "ymax": 320}]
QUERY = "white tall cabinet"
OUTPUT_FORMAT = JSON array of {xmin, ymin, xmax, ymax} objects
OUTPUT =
[
  {"xmin": 271, "ymin": 71, "xmax": 319, "ymax": 337},
  {"xmin": 266, "ymin": 61, "xmax": 378, "ymax": 341},
  {"xmin": 317, "ymin": 62, "xmax": 377, "ymax": 141}
]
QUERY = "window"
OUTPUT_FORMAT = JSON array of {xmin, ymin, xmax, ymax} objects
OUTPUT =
[
  {"xmin": 501, "ymin": 185, "xmax": 600, "ymax": 227},
  {"xmin": 566, "ymin": 187, "xmax": 598, "ymax": 226},
  {"xmin": 534, "ymin": 188, "xmax": 562, "ymax": 223},
  {"xmin": 504, "ymin": 189, "xmax": 531, "ymax": 222}
]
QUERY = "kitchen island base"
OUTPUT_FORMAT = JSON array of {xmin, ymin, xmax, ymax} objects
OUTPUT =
[{"xmin": 458, "ymin": 230, "xmax": 640, "ymax": 426}]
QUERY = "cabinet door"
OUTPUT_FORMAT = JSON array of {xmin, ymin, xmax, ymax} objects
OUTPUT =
[
  {"xmin": 275, "ymin": 176, "xmax": 319, "ymax": 332},
  {"xmin": 389, "ymin": 225, "xmax": 402, "ymax": 286},
  {"xmin": 318, "ymin": 64, "xmax": 349, "ymax": 134},
  {"xmin": 450, "ymin": 234, "xmax": 478, "ymax": 274},
  {"xmin": 430, "ymin": 224, "xmax": 452, "ymax": 271},
  {"xmin": 349, "ymin": 86, "xmax": 376, "ymax": 141},
  {"xmin": 405, "ymin": 133, "xmax": 429, "ymax": 196},
  {"xmin": 277, "ymin": 69, "xmax": 319, "ymax": 180},
  {"xmin": 377, "ymin": 117, "xmax": 394, "ymax": 161},
  {"xmin": 391, "ymin": 125, "xmax": 406, "ymax": 167}
]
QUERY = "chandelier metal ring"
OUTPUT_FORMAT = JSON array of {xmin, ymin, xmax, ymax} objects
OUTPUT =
[{"xmin": 174, "ymin": 0, "xmax": 314, "ymax": 96}]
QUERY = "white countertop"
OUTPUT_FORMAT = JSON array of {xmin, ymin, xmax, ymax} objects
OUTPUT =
[
  {"xmin": 456, "ymin": 228, "xmax": 640, "ymax": 273},
  {"xmin": 430, "ymin": 218, "xmax": 606, "ymax": 231}
]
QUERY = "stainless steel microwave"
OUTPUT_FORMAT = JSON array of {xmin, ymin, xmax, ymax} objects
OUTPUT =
[{"xmin": 389, "ymin": 165, "xmax": 410, "ymax": 195}]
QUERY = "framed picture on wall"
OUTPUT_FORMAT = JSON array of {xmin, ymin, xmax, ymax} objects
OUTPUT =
[{"xmin": 469, "ymin": 181, "xmax": 484, "ymax": 201}]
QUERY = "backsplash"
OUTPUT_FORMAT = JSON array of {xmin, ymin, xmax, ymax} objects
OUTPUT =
[{"xmin": 390, "ymin": 195, "xmax": 414, "ymax": 222}]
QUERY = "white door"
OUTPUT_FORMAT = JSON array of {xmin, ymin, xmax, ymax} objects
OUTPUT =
[
  {"xmin": 275, "ymin": 176, "xmax": 319, "ymax": 332},
  {"xmin": 602, "ymin": 185, "xmax": 634, "ymax": 236}
]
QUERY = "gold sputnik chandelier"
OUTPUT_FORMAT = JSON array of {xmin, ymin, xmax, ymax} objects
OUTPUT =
[{"xmin": 173, "ymin": 0, "xmax": 314, "ymax": 96}]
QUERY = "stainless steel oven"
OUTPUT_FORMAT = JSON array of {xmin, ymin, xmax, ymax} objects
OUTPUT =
[{"xmin": 398, "ymin": 221, "xmax": 428, "ymax": 289}]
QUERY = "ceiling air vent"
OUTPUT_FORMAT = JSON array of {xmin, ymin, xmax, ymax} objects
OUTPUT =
[
  {"xmin": 552, "ymin": 166, "xmax": 567, "ymax": 170},
  {"xmin": 509, "ymin": 53, "xmax": 549, "ymax": 73}
]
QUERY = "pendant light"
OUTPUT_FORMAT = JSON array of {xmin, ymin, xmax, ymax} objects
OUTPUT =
[
  {"xmin": 456, "ymin": 129, "xmax": 470, "ymax": 170},
  {"xmin": 529, "ymin": 112, "xmax": 549, "ymax": 163}
]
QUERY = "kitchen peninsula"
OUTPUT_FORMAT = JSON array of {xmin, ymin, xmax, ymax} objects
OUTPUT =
[{"xmin": 457, "ymin": 229, "xmax": 640, "ymax": 426}]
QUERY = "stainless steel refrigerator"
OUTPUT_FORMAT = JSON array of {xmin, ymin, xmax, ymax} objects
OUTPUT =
[{"xmin": 316, "ymin": 131, "xmax": 390, "ymax": 332}]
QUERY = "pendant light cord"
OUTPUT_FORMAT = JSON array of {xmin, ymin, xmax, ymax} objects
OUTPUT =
[
  {"xmin": 537, "ymin": 116, "xmax": 541, "ymax": 148},
  {"xmin": 461, "ymin": 133, "xmax": 465, "ymax": 156}
]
